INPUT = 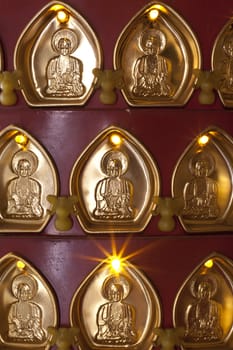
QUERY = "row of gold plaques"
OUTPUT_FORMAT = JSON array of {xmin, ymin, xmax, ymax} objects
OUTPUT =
[
  {"xmin": 1, "ymin": 125, "xmax": 233, "ymax": 233},
  {"xmin": 0, "ymin": 125, "xmax": 160, "ymax": 233},
  {"xmin": 1, "ymin": 1, "xmax": 231, "ymax": 107},
  {"xmin": 11, "ymin": 1, "xmax": 200, "ymax": 107},
  {"xmin": 1, "ymin": 252, "xmax": 233, "ymax": 350}
]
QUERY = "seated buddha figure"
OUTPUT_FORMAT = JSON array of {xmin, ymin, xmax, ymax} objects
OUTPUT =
[
  {"xmin": 185, "ymin": 276, "xmax": 223, "ymax": 342},
  {"xmin": 133, "ymin": 28, "xmax": 171, "ymax": 97},
  {"xmin": 96, "ymin": 275, "xmax": 137, "ymax": 344},
  {"xmin": 8, "ymin": 274, "xmax": 45, "ymax": 341},
  {"xmin": 46, "ymin": 28, "xmax": 85, "ymax": 97},
  {"xmin": 94, "ymin": 151, "xmax": 134, "ymax": 219},
  {"xmin": 6, "ymin": 150, "xmax": 43, "ymax": 219},
  {"xmin": 183, "ymin": 153, "xmax": 219, "ymax": 219},
  {"xmin": 221, "ymin": 33, "xmax": 233, "ymax": 91}
]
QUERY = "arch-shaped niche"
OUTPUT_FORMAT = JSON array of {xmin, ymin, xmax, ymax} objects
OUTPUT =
[
  {"xmin": 14, "ymin": 1, "xmax": 102, "ymax": 106},
  {"xmin": 70, "ymin": 258, "xmax": 161, "ymax": 350},
  {"xmin": 69, "ymin": 126, "xmax": 160, "ymax": 233},
  {"xmin": 172, "ymin": 126, "xmax": 233, "ymax": 232},
  {"xmin": 114, "ymin": 2, "xmax": 201, "ymax": 107},
  {"xmin": 173, "ymin": 253, "xmax": 233, "ymax": 349},
  {"xmin": 0, "ymin": 125, "xmax": 59, "ymax": 232},
  {"xmin": 212, "ymin": 19, "xmax": 233, "ymax": 107},
  {"xmin": 0, "ymin": 252, "xmax": 59, "ymax": 350}
]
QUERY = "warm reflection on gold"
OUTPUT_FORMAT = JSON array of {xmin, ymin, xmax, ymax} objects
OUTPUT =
[
  {"xmin": 217, "ymin": 173, "xmax": 231, "ymax": 209},
  {"xmin": 50, "ymin": 4, "xmax": 66, "ymax": 12},
  {"xmin": 223, "ymin": 296, "xmax": 233, "ymax": 331},
  {"xmin": 149, "ymin": 4, "xmax": 168, "ymax": 14},
  {"xmin": 209, "ymin": 131, "xmax": 217, "ymax": 136}
]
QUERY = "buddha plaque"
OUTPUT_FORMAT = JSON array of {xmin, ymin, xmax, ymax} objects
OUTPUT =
[
  {"xmin": 173, "ymin": 253, "xmax": 233, "ymax": 350},
  {"xmin": 14, "ymin": 1, "xmax": 102, "ymax": 106},
  {"xmin": 69, "ymin": 126, "xmax": 160, "ymax": 233},
  {"xmin": 70, "ymin": 258, "xmax": 161, "ymax": 350},
  {"xmin": 0, "ymin": 253, "xmax": 58, "ymax": 350},
  {"xmin": 114, "ymin": 2, "xmax": 201, "ymax": 106},
  {"xmin": 172, "ymin": 126, "xmax": 233, "ymax": 232},
  {"xmin": 0, "ymin": 125, "xmax": 59, "ymax": 232},
  {"xmin": 212, "ymin": 19, "xmax": 233, "ymax": 107}
]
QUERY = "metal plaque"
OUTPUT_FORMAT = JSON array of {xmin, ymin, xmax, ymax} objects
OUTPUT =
[
  {"xmin": 114, "ymin": 2, "xmax": 201, "ymax": 107},
  {"xmin": 0, "ymin": 125, "xmax": 59, "ymax": 232},
  {"xmin": 0, "ymin": 252, "xmax": 59, "ymax": 350},
  {"xmin": 212, "ymin": 19, "xmax": 233, "ymax": 107},
  {"xmin": 69, "ymin": 126, "xmax": 160, "ymax": 233},
  {"xmin": 172, "ymin": 126, "xmax": 233, "ymax": 232},
  {"xmin": 70, "ymin": 258, "xmax": 161, "ymax": 350},
  {"xmin": 173, "ymin": 253, "xmax": 233, "ymax": 350},
  {"xmin": 14, "ymin": 1, "xmax": 102, "ymax": 106}
]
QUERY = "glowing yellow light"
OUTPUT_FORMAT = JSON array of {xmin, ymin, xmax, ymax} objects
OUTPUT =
[
  {"xmin": 148, "ymin": 9, "xmax": 159, "ymax": 21},
  {"xmin": 198, "ymin": 134, "xmax": 209, "ymax": 146},
  {"xmin": 14, "ymin": 133, "xmax": 28, "ymax": 147},
  {"xmin": 110, "ymin": 133, "xmax": 122, "ymax": 146},
  {"xmin": 204, "ymin": 259, "xmax": 214, "ymax": 268},
  {"xmin": 57, "ymin": 10, "xmax": 69, "ymax": 23},
  {"xmin": 110, "ymin": 256, "xmax": 122, "ymax": 273},
  {"xmin": 49, "ymin": 5, "xmax": 70, "ymax": 23},
  {"xmin": 16, "ymin": 260, "xmax": 26, "ymax": 270}
]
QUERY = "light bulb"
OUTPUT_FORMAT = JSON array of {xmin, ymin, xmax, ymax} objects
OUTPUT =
[
  {"xmin": 109, "ymin": 133, "xmax": 122, "ymax": 146},
  {"xmin": 198, "ymin": 134, "xmax": 209, "ymax": 146}
]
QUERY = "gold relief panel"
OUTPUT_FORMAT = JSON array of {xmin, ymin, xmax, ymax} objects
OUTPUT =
[
  {"xmin": 0, "ymin": 253, "xmax": 59, "ymax": 350},
  {"xmin": 70, "ymin": 257, "xmax": 161, "ymax": 350},
  {"xmin": 172, "ymin": 126, "xmax": 233, "ymax": 232},
  {"xmin": 69, "ymin": 126, "xmax": 160, "ymax": 233},
  {"xmin": 173, "ymin": 253, "xmax": 233, "ymax": 349},
  {"xmin": 0, "ymin": 125, "xmax": 59, "ymax": 232},
  {"xmin": 212, "ymin": 19, "xmax": 233, "ymax": 107},
  {"xmin": 113, "ymin": 2, "xmax": 201, "ymax": 107},
  {"xmin": 14, "ymin": 1, "xmax": 102, "ymax": 106}
]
